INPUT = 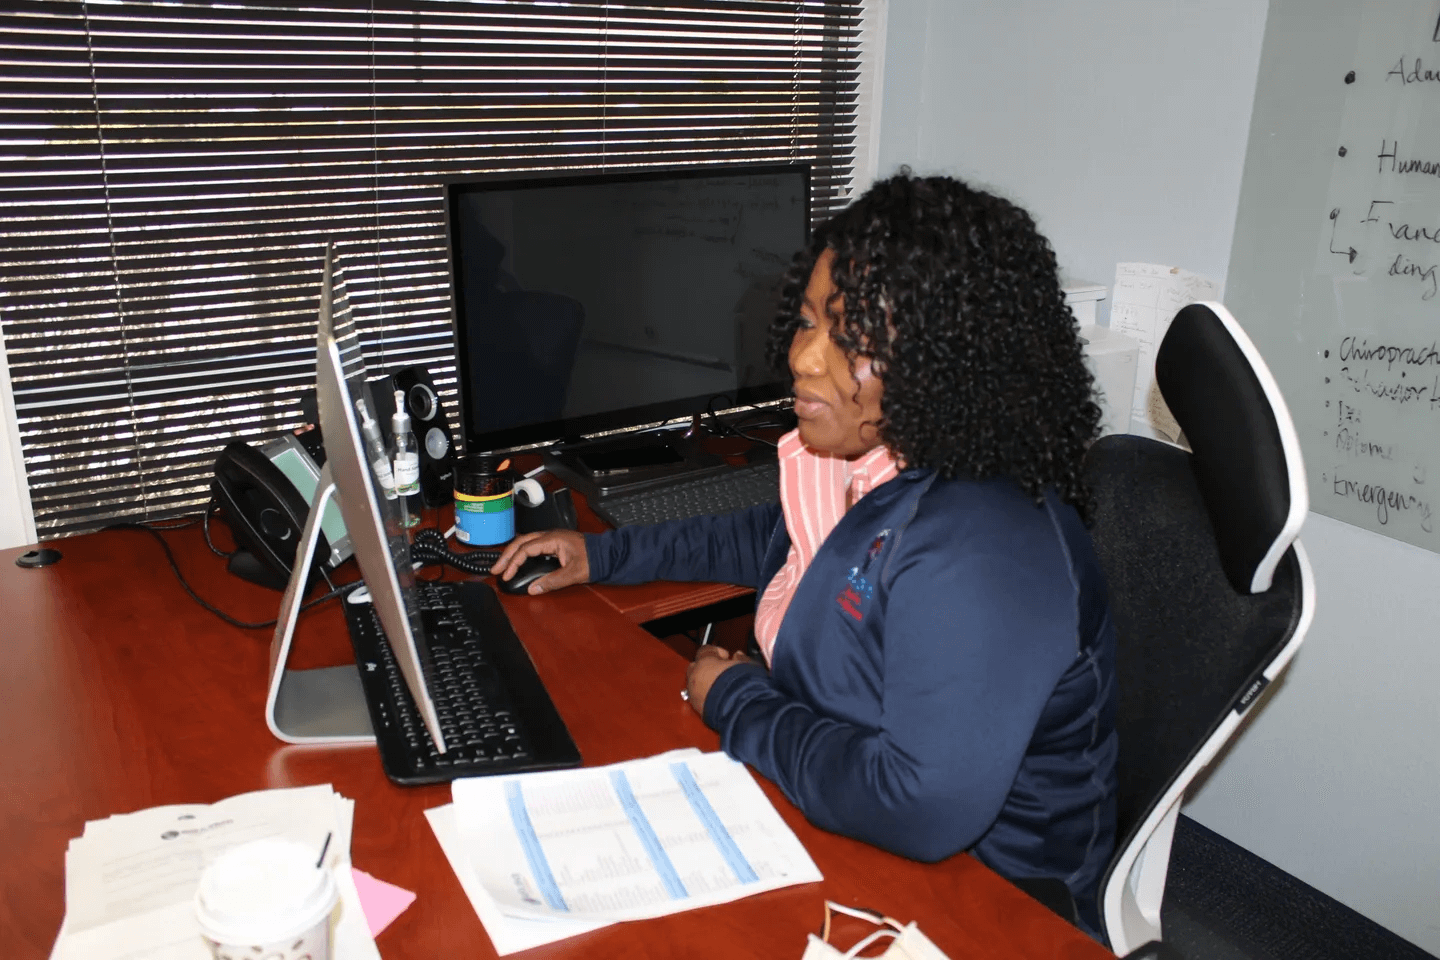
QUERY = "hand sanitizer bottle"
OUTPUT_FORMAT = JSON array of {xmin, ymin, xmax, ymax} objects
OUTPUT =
[
  {"xmin": 356, "ymin": 398, "xmax": 397, "ymax": 500},
  {"xmin": 390, "ymin": 390, "xmax": 422, "ymax": 527}
]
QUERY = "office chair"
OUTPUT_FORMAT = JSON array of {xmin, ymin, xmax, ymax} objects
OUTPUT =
[{"xmin": 1081, "ymin": 301, "xmax": 1316, "ymax": 955}]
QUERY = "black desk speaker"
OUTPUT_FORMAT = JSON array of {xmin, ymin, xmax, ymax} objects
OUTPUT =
[{"xmin": 373, "ymin": 367, "xmax": 456, "ymax": 508}]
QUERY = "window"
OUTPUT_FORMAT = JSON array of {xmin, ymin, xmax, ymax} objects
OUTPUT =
[{"xmin": 0, "ymin": 0, "xmax": 866, "ymax": 536}]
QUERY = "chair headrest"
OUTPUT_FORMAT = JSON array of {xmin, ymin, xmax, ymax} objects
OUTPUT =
[{"xmin": 1155, "ymin": 303, "xmax": 1308, "ymax": 593}]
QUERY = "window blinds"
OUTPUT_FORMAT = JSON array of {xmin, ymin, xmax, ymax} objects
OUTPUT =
[{"xmin": 0, "ymin": 0, "xmax": 862, "ymax": 537}]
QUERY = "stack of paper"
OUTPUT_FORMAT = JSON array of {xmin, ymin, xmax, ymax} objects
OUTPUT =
[
  {"xmin": 427, "ymin": 749, "xmax": 822, "ymax": 955},
  {"xmin": 50, "ymin": 785, "xmax": 381, "ymax": 960}
]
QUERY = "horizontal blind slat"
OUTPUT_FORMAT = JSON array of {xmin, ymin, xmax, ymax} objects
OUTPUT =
[{"xmin": 0, "ymin": 0, "xmax": 862, "ymax": 537}]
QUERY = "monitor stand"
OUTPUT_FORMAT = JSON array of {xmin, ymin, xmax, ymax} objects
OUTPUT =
[{"xmin": 263, "ymin": 462, "xmax": 376, "ymax": 745}]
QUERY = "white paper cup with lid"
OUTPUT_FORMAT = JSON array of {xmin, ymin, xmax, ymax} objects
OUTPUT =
[{"xmin": 194, "ymin": 837, "xmax": 339, "ymax": 960}]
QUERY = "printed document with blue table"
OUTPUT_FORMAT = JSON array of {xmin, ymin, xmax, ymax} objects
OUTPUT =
[{"xmin": 427, "ymin": 748, "xmax": 822, "ymax": 953}]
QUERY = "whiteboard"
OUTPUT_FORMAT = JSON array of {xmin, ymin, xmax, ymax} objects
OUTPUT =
[{"xmin": 1228, "ymin": 0, "xmax": 1440, "ymax": 550}]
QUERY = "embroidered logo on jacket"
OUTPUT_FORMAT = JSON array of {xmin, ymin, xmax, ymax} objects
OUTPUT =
[
  {"xmin": 837, "ymin": 529, "xmax": 890, "ymax": 621},
  {"xmin": 837, "ymin": 566, "xmax": 874, "ymax": 621}
]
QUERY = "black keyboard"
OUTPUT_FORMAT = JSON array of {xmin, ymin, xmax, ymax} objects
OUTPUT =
[
  {"xmin": 343, "ymin": 579, "xmax": 581, "ymax": 785},
  {"xmin": 593, "ymin": 460, "xmax": 780, "ymax": 527}
]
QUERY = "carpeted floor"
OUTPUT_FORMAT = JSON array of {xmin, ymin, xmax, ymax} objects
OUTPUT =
[{"xmin": 1160, "ymin": 816, "xmax": 1435, "ymax": 960}]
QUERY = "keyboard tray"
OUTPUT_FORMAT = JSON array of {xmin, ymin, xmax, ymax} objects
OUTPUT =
[{"xmin": 593, "ymin": 460, "xmax": 779, "ymax": 527}]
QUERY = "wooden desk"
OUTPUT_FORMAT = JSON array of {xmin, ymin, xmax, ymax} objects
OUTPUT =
[{"xmin": 0, "ymin": 526, "xmax": 1112, "ymax": 960}]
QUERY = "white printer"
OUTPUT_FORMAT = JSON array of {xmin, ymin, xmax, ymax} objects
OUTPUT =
[{"xmin": 1063, "ymin": 281, "xmax": 1139, "ymax": 438}]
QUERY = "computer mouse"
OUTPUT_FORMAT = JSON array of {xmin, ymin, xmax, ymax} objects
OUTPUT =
[{"xmin": 497, "ymin": 554, "xmax": 562, "ymax": 595}]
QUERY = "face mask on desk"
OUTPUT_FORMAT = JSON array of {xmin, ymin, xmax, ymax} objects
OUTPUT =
[{"xmin": 800, "ymin": 901, "xmax": 952, "ymax": 960}]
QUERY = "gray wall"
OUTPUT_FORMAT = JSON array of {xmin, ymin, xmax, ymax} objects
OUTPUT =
[
  {"xmin": 878, "ymin": 0, "xmax": 1267, "ymax": 309},
  {"xmin": 878, "ymin": 1, "xmax": 1440, "ymax": 954},
  {"xmin": 0, "ymin": 326, "xmax": 29, "ymax": 549}
]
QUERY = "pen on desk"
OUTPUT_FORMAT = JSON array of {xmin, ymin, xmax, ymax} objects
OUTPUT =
[{"xmin": 316, "ymin": 831, "xmax": 332, "ymax": 869}]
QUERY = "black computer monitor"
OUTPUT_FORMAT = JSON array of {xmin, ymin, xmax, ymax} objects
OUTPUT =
[{"xmin": 444, "ymin": 163, "xmax": 809, "ymax": 455}]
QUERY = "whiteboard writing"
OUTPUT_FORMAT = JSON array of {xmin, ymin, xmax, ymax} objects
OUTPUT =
[{"xmin": 1303, "ymin": 1, "xmax": 1440, "ymax": 546}]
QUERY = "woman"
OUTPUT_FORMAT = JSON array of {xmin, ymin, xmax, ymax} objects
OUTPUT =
[{"xmin": 494, "ymin": 173, "xmax": 1118, "ymax": 936}]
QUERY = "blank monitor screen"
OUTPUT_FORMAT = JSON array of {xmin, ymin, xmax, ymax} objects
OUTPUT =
[{"xmin": 446, "ymin": 163, "xmax": 809, "ymax": 452}]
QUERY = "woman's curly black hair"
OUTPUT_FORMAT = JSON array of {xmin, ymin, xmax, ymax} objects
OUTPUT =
[{"xmin": 767, "ymin": 172, "xmax": 1102, "ymax": 514}]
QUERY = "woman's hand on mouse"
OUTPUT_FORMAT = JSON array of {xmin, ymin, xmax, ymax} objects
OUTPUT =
[{"xmin": 493, "ymin": 530, "xmax": 589, "ymax": 595}]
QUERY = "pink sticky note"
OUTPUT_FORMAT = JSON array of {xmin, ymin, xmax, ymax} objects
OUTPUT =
[{"xmin": 351, "ymin": 867, "xmax": 417, "ymax": 937}]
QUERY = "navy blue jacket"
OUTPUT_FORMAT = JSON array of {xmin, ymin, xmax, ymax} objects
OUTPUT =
[{"xmin": 585, "ymin": 468, "xmax": 1118, "ymax": 932}]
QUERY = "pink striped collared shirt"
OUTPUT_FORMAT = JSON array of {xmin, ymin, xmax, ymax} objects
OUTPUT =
[{"xmin": 752, "ymin": 428, "xmax": 902, "ymax": 664}]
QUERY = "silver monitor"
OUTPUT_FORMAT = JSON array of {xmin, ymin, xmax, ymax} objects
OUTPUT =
[{"xmin": 264, "ymin": 245, "xmax": 446, "ymax": 751}]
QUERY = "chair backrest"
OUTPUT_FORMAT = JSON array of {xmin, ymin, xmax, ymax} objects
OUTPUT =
[
  {"xmin": 1084, "ymin": 302, "xmax": 1315, "ymax": 951},
  {"xmin": 1154, "ymin": 302, "xmax": 1308, "ymax": 593}
]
